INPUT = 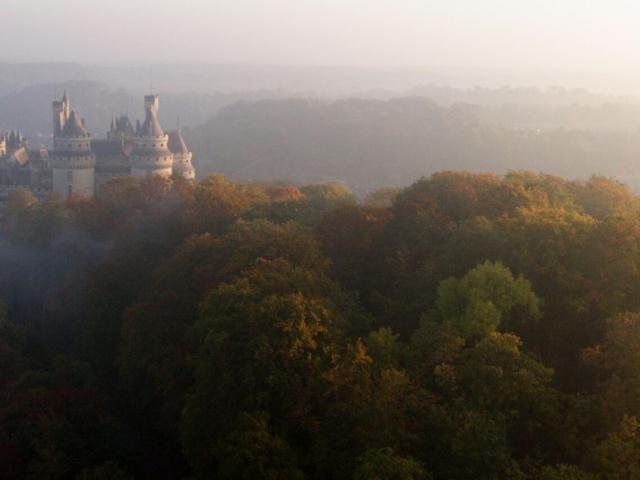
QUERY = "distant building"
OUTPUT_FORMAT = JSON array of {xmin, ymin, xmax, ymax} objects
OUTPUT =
[
  {"xmin": 130, "ymin": 95, "xmax": 175, "ymax": 178},
  {"xmin": 51, "ymin": 95, "xmax": 96, "ymax": 198},
  {"xmin": 0, "ymin": 129, "xmax": 51, "ymax": 202},
  {"xmin": 0, "ymin": 92, "xmax": 196, "ymax": 203}
]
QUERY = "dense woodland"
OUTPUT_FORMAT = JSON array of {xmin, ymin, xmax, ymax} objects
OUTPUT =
[{"xmin": 2, "ymin": 171, "xmax": 640, "ymax": 478}]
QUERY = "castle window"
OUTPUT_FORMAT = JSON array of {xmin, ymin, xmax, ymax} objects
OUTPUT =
[
  {"xmin": 67, "ymin": 170, "xmax": 73, "ymax": 181},
  {"xmin": 68, "ymin": 185, "xmax": 73, "ymax": 197}
]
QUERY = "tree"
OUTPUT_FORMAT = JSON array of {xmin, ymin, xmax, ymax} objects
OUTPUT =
[
  {"xmin": 433, "ymin": 261, "xmax": 541, "ymax": 341},
  {"xmin": 363, "ymin": 187, "xmax": 402, "ymax": 208},
  {"xmin": 299, "ymin": 182, "xmax": 355, "ymax": 226},
  {"xmin": 181, "ymin": 258, "xmax": 351, "ymax": 475},
  {"xmin": 535, "ymin": 464, "xmax": 595, "ymax": 480},
  {"xmin": 583, "ymin": 312, "xmax": 640, "ymax": 426},
  {"xmin": 117, "ymin": 220, "xmax": 333, "ymax": 427},
  {"xmin": 6, "ymin": 188, "xmax": 37, "ymax": 216},
  {"xmin": 365, "ymin": 328, "xmax": 401, "ymax": 373},
  {"xmin": 592, "ymin": 415, "xmax": 640, "ymax": 480},
  {"xmin": 353, "ymin": 447, "xmax": 429, "ymax": 480},
  {"xmin": 216, "ymin": 412, "xmax": 304, "ymax": 480},
  {"xmin": 315, "ymin": 204, "xmax": 389, "ymax": 296}
]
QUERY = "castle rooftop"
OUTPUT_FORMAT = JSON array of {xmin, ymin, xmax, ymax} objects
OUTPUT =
[
  {"xmin": 168, "ymin": 129, "xmax": 189, "ymax": 155},
  {"xmin": 138, "ymin": 109, "xmax": 164, "ymax": 138},
  {"xmin": 61, "ymin": 111, "xmax": 89, "ymax": 137}
]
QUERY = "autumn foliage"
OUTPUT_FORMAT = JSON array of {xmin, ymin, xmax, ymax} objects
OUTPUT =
[{"xmin": 1, "ymin": 171, "xmax": 640, "ymax": 479}]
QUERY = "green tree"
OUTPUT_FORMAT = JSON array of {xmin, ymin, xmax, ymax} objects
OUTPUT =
[
  {"xmin": 353, "ymin": 447, "xmax": 429, "ymax": 480},
  {"xmin": 365, "ymin": 327, "xmax": 401, "ymax": 373},
  {"xmin": 434, "ymin": 261, "xmax": 541, "ymax": 341},
  {"xmin": 299, "ymin": 182, "xmax": 355, "ymax": 226},
  {"xmin": 182, "ymin": 258, "xmax": 351, "ymax": 475},
  {"xmin": 592, "ymin": 415, "xmax": 640, "ymax": 480},
  {"xmin": 535, "ymin": 464, "xmax": 596, "ymax": 480},
  {"xmin": 584, "ymin": 312, "xmax": 640, "ymax": 426},
  {"xmin": 217, "ymin": 412, "xmax": 304, "ymax": 480}
]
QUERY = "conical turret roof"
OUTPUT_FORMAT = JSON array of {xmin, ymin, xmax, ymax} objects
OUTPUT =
[
  {"xmin": 168, "ymin": 129, "xmax": 189, "ymax": 154},
  {"xmin": 116, "ymin": 115, "xmax": 135, "ymax": 136},
  {"xmin": 138, "ymin": 109, "xmax": 164, "ymax": 137},
  {"xmin": 61, "ymin": 110, "xmax": 89, "ymax": 137}
]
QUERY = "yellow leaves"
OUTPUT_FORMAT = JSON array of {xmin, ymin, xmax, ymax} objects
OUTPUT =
[
  {"xmin": 262, "ymin": 184, "xmax": 305, "ymax": 203},
  {"xmin": 6, "ymin": 188, "xmax": 38, "ymax": 213},
  {"xmin": 512, "ymin": 204, "xmax": 596, "ymax": 231},
  {"xmin": 353, "ymin": 337, "xmax": 373, "ymax": 367},
  {"xmin": 576, "ymin": 175, "xmax": 640, "ymax": 220},
  {"xmin": 321, "ymin": 338, "xmax": 373, "ymax": 400},
  {"xmin": 264, "ymin": 292, "xmax": 330, "ymax": 358}
]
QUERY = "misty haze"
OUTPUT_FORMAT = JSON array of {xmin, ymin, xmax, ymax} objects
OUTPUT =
[{"xmin": 3, "ymin": 2, "xmax": 640, "ymax": 479}]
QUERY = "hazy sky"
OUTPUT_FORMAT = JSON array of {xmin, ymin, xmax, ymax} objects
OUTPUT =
[{"xmin": 3, "ymin": 0, "xmax": 640, "ymax": 73}]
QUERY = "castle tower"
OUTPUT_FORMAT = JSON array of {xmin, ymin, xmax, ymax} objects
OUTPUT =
[
  {"xmin": 52, "ymin": 92, "xmax": 70, "ymax": 136},
  {"xmin": 50, "ymin": 94, "xmax": 95, "ymax": 199},
  {"xmin": 130, "ymin": 95, "xmax": 173, "ymax": 177},
  {"xmin": 168, "ymin": 128, "xmax": 195, "ymax": 180}
]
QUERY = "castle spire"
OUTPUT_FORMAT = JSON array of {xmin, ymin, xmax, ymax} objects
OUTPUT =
[
  {"xmin": 50, "ymin": 103, "xmax": 95, "ymax": 199},
  {"xmin": 168, "ymin": 126, "xmax": 195, "ymax": 180},
  {"xmin": 131, "ymin": 94, "xmax": 173, "ymax": 178}
]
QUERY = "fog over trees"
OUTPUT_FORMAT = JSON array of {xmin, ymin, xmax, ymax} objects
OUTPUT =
[{"xmin": 3, "ymin": 172, "xmax": 640, "ymax": 478}]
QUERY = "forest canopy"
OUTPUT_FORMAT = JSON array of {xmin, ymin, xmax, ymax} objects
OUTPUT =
[{"xmin": 2, "ymin": 171, "xmax": 640, "ymax": 479}]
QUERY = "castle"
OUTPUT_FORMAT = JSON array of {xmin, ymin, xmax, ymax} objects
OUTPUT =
[
  {"xmin": 0, "ymin": 93, "xmax": 195, "ymax": 202},
  {"xmin": 0, "ymin": 130, "xmax": 50, "ymax": 197}
]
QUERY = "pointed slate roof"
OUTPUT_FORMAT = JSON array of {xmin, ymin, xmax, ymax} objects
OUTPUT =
[
  {"xmin": 61, "ymin": 110, "xmax": 89, "ymax": 137},
  {"xmin": 168, "ymin": 129, "xmax": 189, "ymax": 155},
  {"xmin": 116, "ymin": 115, "xmax": 135, "ymax": 136},
  {"xmin": 138, "ymin": 109, "xmax": 164, "ymax": 138}
]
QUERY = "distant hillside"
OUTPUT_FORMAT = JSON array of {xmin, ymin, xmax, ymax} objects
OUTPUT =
[
  {"xmin": 0, "ymin": 81, "xmax": 287, "ymax": 145},
  {"xmin": 187, "ymin": 97, "xmax": 640, "ymax": 194}
]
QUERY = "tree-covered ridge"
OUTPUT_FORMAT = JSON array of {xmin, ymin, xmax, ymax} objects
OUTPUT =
[
  {"xmin": 2, "ymin": 171, "xmax": 640, "ymax": 479},
  {"xmin": 189, "ymin": 98, "xmax": 640, "ymax": 192}
]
